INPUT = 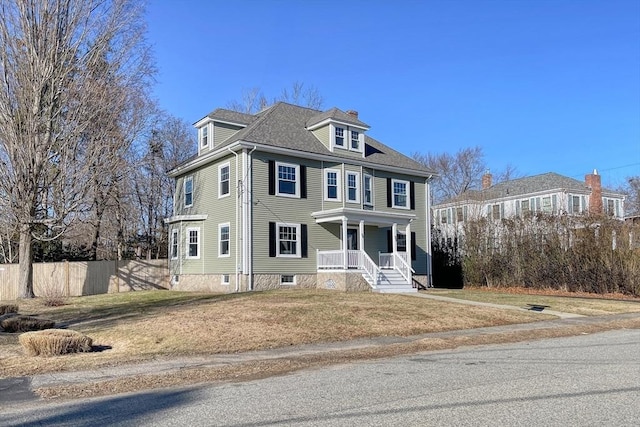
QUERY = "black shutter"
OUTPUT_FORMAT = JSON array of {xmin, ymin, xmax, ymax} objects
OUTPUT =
[
  {"xmin": 410, "ymin": 181, "xmax": 416, "ymax": 210},
  {"xmin": 386, "ymin": 178, "xmax": 392, "ymax": 207},
  {"xmin": 386, "ymin": 229, "xmax": 392, "ymax": 253},
  {"xmin": 269, "ymin": 222, "xmax": 276, "ymax": 257},
  {"xmin": 301, "ymin": 224, "xmax": 308, "ymax": 258},
  {"xmin": 268, "ymin": 160, "xmax": 275, "ymax": 195},
  {"xmin": 411, "ymin": 232, "xmax": 417, "ymax": 260},
  {"xmin": 300, "ymin": 165, "xmax": 307, "ymax": 199}
]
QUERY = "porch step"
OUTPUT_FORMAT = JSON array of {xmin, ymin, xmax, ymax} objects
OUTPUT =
[{"xmin": 368, "ymin": 269, "xmax": 417, "ymax": 294}]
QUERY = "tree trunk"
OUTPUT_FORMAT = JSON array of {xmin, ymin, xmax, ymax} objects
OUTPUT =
[{"xmin": 18, "ymin": 224, "xmax": 35, "ymax": 298}]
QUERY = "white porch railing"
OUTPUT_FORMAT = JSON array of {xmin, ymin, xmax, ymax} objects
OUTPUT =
[
  {"xmin": 360, "ymin": 251, "xmax": 380, "ymax": 285},
  {"xmin": 317, "ymin": 249, "xmax": 361, "ymax": 269}
]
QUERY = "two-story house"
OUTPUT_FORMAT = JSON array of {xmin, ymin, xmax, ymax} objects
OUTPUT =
[
  {"xmin": 434, "ymin": 170, "xmax": 626, "ymax": 238},
  {"xmin": 165, "ymin": 103, "xmax": 436, "ymax": 293}
]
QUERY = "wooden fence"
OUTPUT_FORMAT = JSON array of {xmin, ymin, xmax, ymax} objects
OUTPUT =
[{"xmin": 0, "ymin": 259, "xmax": 169, "ymax": 301}]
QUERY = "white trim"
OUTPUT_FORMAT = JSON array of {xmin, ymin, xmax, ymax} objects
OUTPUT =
[
  {"xmin": 275, "ymin": 161, "xmax": 300, "ymax": 198},
  {"xmin": 311, "ymin": 207, "xmax": 415, "ymax": 226},
  {"xmin": 185, "ymin": 227, "xmax": 200, "ymax": 259},
  {"xmin": 280, "ymin": 274, "xmax": 296, "ymax": 285},
  {"xmin": 164, "ymin": 214, "xmax": 208, "ymax": 224},
  {"xmin": 184, "ymin": 176, "xmax": 194, "ymax": 208},
  {"xmin": 221, "ymin": 274, "xmax": 230, "ymax": 285},
  {"xmin": 349, "ymin": 129, "xmax": 362, "ymax": 153},
  {"xmin": 169, "ymin": 141, "xmax": 435, "ymax": 180},
  {"xmin": 324, "ymin": 168, "xmax": 342, "ymax": 201},
  {"xmin": 276, "ymin": 222, "xmax": 301, "ymax": 258},
  {"xmin": 218, "ymin": 162, "xmax": 231, "ymax": 198},
  {"xmin": 199, "ymin": 124, "xmax": 209, "ymax": 149},
  {"xmin": 218, "ymin": 222, "xmax": 231, "ymax": 257},
  {"xmin": 391, "ymin": 178, "xmax": 410, "ymax": 210},
  {"xmin": 346, "ymin": 171, "xmax": 360, "ymax": 204},
  {"xmin": 333, "ymin": 124, "xmax": 345, "ymax": 149},
  {"xmin": 307, "ymin": 118, "xmax": 369, "ymax": 132}
]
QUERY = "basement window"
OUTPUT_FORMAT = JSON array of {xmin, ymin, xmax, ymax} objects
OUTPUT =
[{"xmin": 281, "ymin": 275, "xmax": 296, "ymax": 285}]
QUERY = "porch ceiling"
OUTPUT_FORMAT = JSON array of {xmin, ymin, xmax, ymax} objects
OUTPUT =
[{"xmin": 311, "ymin": 207, "xmax": 415, "ymax": 227}]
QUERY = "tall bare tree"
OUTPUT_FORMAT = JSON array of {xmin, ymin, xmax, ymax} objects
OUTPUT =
[
  {"xmin": 227, "ymin": 81, "xmax": 324, "ymax": 114},
  {"xmin": 413, "ymin": 146, "xmax": 521, "ymax": 204},
  {"xmin": 0, "ymin": 0, "xmax": 151, "ymax": 297}
]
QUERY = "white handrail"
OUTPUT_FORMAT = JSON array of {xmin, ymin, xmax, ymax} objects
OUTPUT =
[
  {"xmin": 360, "ymin": 250, "xmax": 380, "ymax": 288},
  {"xmin": 393, "ymin": 252, "xmax": 414, "ymax": 284}
]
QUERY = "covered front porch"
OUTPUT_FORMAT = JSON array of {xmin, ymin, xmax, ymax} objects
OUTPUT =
[{"xmin": 312, "ymin": 208, "xmax": 416, "ymax": 293}]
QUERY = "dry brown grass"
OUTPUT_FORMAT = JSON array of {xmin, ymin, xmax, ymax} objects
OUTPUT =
[
  {"xmin": 0, "ymin": 304, "xmax": 18, "ymax": 315},
  {"xmin": 1, "ymin": 316, "xmax": 55, "ymax": 333},
  {"xmin": 19, "ymin": 329, "xmax": 93, "ymax": 357}
]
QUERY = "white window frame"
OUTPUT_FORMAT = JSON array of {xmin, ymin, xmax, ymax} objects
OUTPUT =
[
  {"xmin": 350, "ymin": 130, "xmax": 361, "ymax": 151},
  {"xmin": 346, "ymin": 171, "xmax": 360, "ymax": 203},
  {"xmin": 218, "ymin": 223, "xmax": 230, "ymax": 257},
  {"xmin": 276, "ymin": 161, "xmax": 300, "ymax": 198},
  {"xmin": 324, "ymin": 168, "xmax": 341, "ymax": 201},
  {"xmin": 521, "ymin": 199, "xmax": 530, "ymax": 216},
  {"xmin": 219, "ymin": 162, "xmax": 230, "ymax": 198},
  {"xmin": 541, "ymin": 196, "xmax": 552, "ymax": 213},
  {"xmin": 334, "ymin": 125, "xmax": 345, "ymax": 148},
  {"xmin": 276, "ymin": 222, "xmax": 301, "ymax": 258},
  {"xmin": 280, "ymin": 274, "xmax": 296, "ymax": 285},
  {"xmin": 184, "ymin": 176, "xmax": 194, "ymax": 208},
  {"xmin": 221, "ymin": 274, "xmax": 230, "ymax": 285},
  {"xmin": 363, "ymin": 174, "xmax": 373, "ymax": 207},
  {"xmin": 391, "ymin": 179, "xmax": 410, "ymax": 209},
  {"xmin": 185, "ymin": 227, "xmax": 200, "ymax": 259},
  {"xmin": 570, "ymin": 195, "xmax": 581, "ymax": 214},
  {"xmin": 397, "ymin": 231, "xmax": 407, "ymax": 252},
  {"xmin": 200, "ymin": 125, "xmax": 209, "ymax": 148},
  {"xmin": 170, "ymin": 229, "xmax": 179, "ymax": 260}
]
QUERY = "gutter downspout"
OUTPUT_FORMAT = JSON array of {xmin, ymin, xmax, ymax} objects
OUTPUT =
[
  {"xmin": 425, "ymin": 175, "xmax": 433, "ymax": 287},
  {"xmin": 246, "ymin": 146, "xmax": 257, "ymax": 290},
  {"xmin": 227, "ymin": 147, "xmax": 240, "ymax": 292}
]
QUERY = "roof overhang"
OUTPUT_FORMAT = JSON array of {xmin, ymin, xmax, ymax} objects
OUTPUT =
[
  {"xmin": 311, "ymin": 207, "xmax": 416, "ymax": 227},
  {"xmin": 164, "ymin": 214, "xmax": 208, "ymax": 224}
]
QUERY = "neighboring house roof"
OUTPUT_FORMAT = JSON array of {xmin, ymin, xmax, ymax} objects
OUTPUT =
[
  {"xmin": 436, "ymin": 172, "xmax": 624, "ymax": 206},
  {"xmin": 175, "ymin": 102, "xmax": 434, "ymax": 177}
]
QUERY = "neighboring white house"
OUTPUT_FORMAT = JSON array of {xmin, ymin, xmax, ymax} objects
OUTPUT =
[{"xmin": 433, "ymin": 170, "xmax": 625, "ymax": 238}]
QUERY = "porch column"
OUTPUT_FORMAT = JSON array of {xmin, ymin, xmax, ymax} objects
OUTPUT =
[
  {"xmin": 358, "ymin": 220, "xmax": 365, "ymax": 254},
  {"xmin": 342, "ymin": 217, "xmax": 348, "ymax": 269},
  {"xmin": 406, "ymin": 222, "xmax": 411, "ymax": 262},
  {"xmin": 392, "ymin": 223, "xmax": 398, "ymax": 254}
]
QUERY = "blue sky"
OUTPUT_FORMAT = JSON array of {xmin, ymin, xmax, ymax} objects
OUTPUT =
[{"xmin": 146, "ymin": 0, "xmax": 640, "ymax": 188}]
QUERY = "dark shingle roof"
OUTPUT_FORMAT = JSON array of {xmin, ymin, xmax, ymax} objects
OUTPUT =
[
  {"xmin": 210, "ymin": 102, "xmax": 432, "ymax": 175},
  {"xmin": 198, "ymin": 109, "xmax": 257, "ymax": 126},
  {"xmin": 306, "ymin": 107, "xmax": 370, "ymax": 129}
]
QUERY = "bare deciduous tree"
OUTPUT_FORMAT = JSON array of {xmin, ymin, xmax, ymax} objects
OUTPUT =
[
  {"xmin": 0, "ymin": 0, "xmax": 151, "ymax": 297},
  {"xmin": 227, "ymin": 81, "xmax": 324, "ymax": 114},
  {"xmin": 414, "ymin": 147, "xmax": 522, "ymax": 204}
]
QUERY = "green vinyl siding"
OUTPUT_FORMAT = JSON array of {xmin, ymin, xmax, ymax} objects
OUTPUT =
[
  {"xmin": 311, "ymin": 125, "xmax": 330, "ymax": 149},
  {"xmin": 213, "ymin": 122, "xmax": 243, "ymax": 146},
  {"xmin": 172, "ymin": 154, "xmax": 238, "ymax": 275}
]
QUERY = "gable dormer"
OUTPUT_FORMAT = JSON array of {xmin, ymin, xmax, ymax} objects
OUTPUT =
[
  {"xmin": 194, "ymin": 109, "xmax": 254, "ymax": 155},
  {"xmin": 307, "ymin": 108, "xmax": 370, "ymax": 158}
]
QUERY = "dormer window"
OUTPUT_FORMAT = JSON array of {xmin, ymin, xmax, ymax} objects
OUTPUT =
[
  {"xmin": 335, "ymin": 127, "xmax": 344, "ymax": 147},
  {"xmin": 200, "ymin": 125, "xmax": 209, "ymax": 148},
  {"xmin": 351, "ymin": 131, "xmax": 360, "ymax": 150}
]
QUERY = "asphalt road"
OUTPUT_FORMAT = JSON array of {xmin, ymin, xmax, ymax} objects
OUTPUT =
[{"xmin": 1, "ymin": 328, "xmax": 639, "ymax": 426}]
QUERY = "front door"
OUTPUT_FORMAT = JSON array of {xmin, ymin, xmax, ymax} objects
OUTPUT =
[{"xmin": 346, "ymin": 228, "xmax": 358, "ymax": 250}]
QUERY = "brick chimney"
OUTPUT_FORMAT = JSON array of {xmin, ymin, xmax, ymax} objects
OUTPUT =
[
  {"xmin": 585, "ymin": 169, "xmax": 603, "ymax": 214},
  {"xmin": 482, "ymin": 172, "xmax": 492, "ymax": 189},
  {"xmin": 346, "ymin": 110, "xmax": 359, "ymax": 119}
]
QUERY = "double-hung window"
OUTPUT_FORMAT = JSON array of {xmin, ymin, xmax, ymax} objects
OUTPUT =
[
  {"xmin": 325, "ymin": 169, "xmax": 341, "ymax": 201},
  {"xmin": 219, "ymin": 223, "xmax": 230, "ymax": 257},
  {"xmin": 363, "ymin": 174, "xmax": 373, "ymax": 207},
  {"xmin": 346, "ymin": 172, "xmax": 360, "ymax": 203},
  {"xmin": 335, "ymin": 126, "xmax": 344, "ymax": 147},
  {"xmin": 541, "ymin": 196, "xmax": 552, "ymax": 213},
  {"xmin": 350, "ymin": 130, "xmax": 360, "ymax": 150},
  {"xmin": 171, "ymin": 230, "xmax": 178, "ymax": 259},
  {"xmin": 397, "ymin": 232, "xmax": 407, "ymax": 252},
  {"xmin": 570, "ymin": 195, "xmax": 580, "ymax": 214},
  {"xmin": 200, "ymin": 125, "xmax": 208, "ymax": 148},
  {"xmin": 186, "ymin": 227, "xmax": 200, "ymax": 259},
  {"xmin": 277, "ymin": 223, "xmax": 300, "ymax": 257},
  {"xmin": 392, "ymin": 179, "xmax": 409, "ymax": 209},
  {"xmin": 184, "ymin": 176, "xmax": 193, "ymax": 207},
  {"xmin": 219, "ymin": 163, "xmax": 230, "ymax": 198},
  {"xmin": 277, "ymin": 162, "xmax": 299, "ymax": 197}
]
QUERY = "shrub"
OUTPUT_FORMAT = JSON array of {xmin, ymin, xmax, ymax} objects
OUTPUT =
[
  {"xmin": 1, "ymin": 316, "xmax": 55, "ymax": 333},
  {"xmin": 19, "ymin": 329, "xmax": 93, "ymax": 357},
  {"xmin": 38, "ymin": 279, "xmax": 67, "ymax": 307},
  {"xmin": 0, "ymin": 304, "xmax": 18, "ymax": 315}
]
